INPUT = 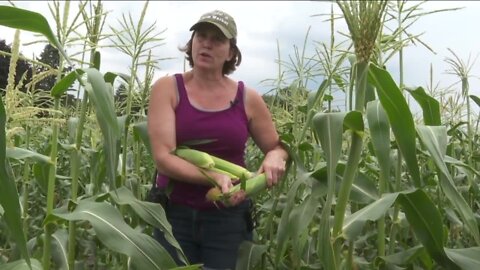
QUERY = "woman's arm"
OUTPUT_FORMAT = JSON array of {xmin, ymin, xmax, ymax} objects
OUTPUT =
[
  {"xmin": 245, "ymin": 87, "xmax": 289, "ymax": 187},
  {"xmin": 147, "ymin": 75, "xmax": 233, "ymax": 194}
]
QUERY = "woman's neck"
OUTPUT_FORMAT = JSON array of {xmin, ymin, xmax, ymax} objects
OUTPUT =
[{"xmin": 189, "ymin": 69, "xmax": 227, "ymax": 88}]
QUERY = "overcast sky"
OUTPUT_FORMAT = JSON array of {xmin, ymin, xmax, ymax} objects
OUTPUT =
[{"xmin": 1, "ymin": 1, "xmax": 479, "ymax": 111}]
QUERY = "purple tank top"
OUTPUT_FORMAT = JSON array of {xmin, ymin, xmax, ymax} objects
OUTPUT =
[{"xmin": 156, "ymin": 73, "xmax": 249, "ymax": 210}]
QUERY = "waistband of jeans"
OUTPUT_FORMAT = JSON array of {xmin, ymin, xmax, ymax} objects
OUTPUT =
[{"xmin": 167, "ymin": 199, "xmax": 251, "ymax": 213}]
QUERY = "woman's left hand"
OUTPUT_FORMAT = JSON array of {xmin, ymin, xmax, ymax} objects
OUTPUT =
[{"xmin": 257, "ymin": 149, "xmax": 287, "ymax": 188}]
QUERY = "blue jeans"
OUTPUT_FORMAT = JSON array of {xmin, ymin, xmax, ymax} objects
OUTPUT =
[{"xmin": 153, "ymin": 200, "xmax": 253, "ymax": 270}]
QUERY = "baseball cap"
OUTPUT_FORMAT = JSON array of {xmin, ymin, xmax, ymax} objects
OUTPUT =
[{"xmin": 190, "ymin": 10, "xmax": 237, "ymax": 39}]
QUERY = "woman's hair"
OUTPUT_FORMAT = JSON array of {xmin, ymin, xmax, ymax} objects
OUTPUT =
[{"xmin": 179, "ymin": 31, "xmax": 242, "ymax": 75}]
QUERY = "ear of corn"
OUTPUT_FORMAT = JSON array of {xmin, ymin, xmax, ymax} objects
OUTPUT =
[
  {"xmin": 205, "ymin": 187, "xmax": 223, "ymax": 202},
  {"xmin": 209, "ymin": 167, "xmax": 239, "ymax": 179},
  {"xmin": 174, "ymin": 148, "xmax": 215, "ymax": 169},
  {"xmin": 174, "ymin": 148, "xmax": 267, "ymax": 202},
  {"xmin": 230, "ymin": 173, "xmax": 266, "ymax": 196},
  {"xmin": 174, "ymin": 148, "xmax": 253, "ymax": 179},
  {"xmin": 205, "ymin": 173, "xmax": 267, "ymax": 203},
  {"xmin": 210, "ymin": 155, "xmax": 253, "ymax": 180}
]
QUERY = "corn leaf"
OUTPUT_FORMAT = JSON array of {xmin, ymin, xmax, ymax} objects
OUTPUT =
[
  {"xmin": 289, "ymin": 181, "xmax": 323, "ymax": 260},
  {"xmin": 89, "ymin": 149, "xmax": 107, "ymax": 194},
  {"xmin": 416, "ymin": 125, "xmax": 480, "ymax": 245},
  {"xmin": 343, "ymin": 189, "xmax": 457, "ymax": 268},
  {"xmin": 312, "ymin": 164, "xmax": 378, "ymax": 204},
  {"xmin": 343, "ymin": 192, "xmax": 399, "ymax": 240},
  {"xmin": 51, "ymin": 69, "xmax": 83, "ymax": 98},
  {"xmin": 82, "ymin": 68, "xmax": 119, "ymax": 189},
  {"xmin": 312, "ymin": 112, "xmax": 346, "ymax": 168},
  {"xmin": 107, "ymin": 187, "xmax": 188, "ymax": 265},
  {"xmin": 6, "ymin": 147, "xmax": 52, "ymax": 164},
  {"xmin": 273, "ymin": 145, "xmax": 318, "ymax": 267},
  {"xmin": 104, "ymin": 71, "xmax": 131, "ymax": 85},
  {"xmin": 339, "ymin": 164, "xmax": 379, "ymax": 204},
  {"xmin": 117, "ymin": 114, "xmax": 131, "ymax": 145},
  {"xmin": 46, "ymin": 200, "xmax": 177, "ymax": 269},
  {"xmin": 83, "ymin": 68, "xmax": 119, "ymax": 135},
  {"xmin": 366, "ymin": 100, "xmax": 391, "ymax": 185},
  {"xmin": 445, "ymin": 247, "xmax": 480, "ymax": 270},
  {"xmin": 0, "ymin": 6, "xmax": 67, "ymax": 61},
  {"xmin": 133, "ymin": 121, "xmax": 152, "ymax": 158},
  {"xmin": 33, "ymin": 162, "xmax": 49, "ymax": 195},
  {"xmin": 407, "ymin": 87, "xmax": 441, "ymax": 126},
  {"xmin": 376, "ymin": 245, "xmax": 431, "ymax": 268},
  {"xmin": 274, "ymin": 178, "xmax": 304, "ymax": 266},
  {"xmin": 67, "ymin": 117, "xmax": 79, "ymax": 143},
  {"xmin": 469, "ymin": 95, "xmax": 480, "ymax": 108},
  {"xmin": 0, "ymin": 6, "xmax": 56, "ymax": 47},
  {"xmin": 235, "ymin": 241, "xmax": 267, "ymax": 270},
  {"xmin": 343, "ymin": 111, "xmax": 364, "ymax": 134},
  {"xmin": 398, "ymin": 189, "xmax": 458, "ymax": 269},
  {"xmin": 0, "ymin": 94, "xmax": 31, "ymax": 266},
  {"xmin": 444, "ymin": 155, "xmax": 480, "ymax": 178},
  {"xmin": 368, "ymin": 63, "xmax": 422, "ymax": 187},
  {"xmin": 0, "ymin": 259, "xmax": 42, "ymax": 270},
  {"xmin": 51, "ymin": 229, "xmax": 68, "ymax": 270},
  {"xmin": 312, "ymin": 112, "xmax": 346, "ymax": 270}
]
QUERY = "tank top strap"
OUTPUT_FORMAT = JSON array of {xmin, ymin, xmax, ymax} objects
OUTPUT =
[
  {"xmin": 174, "ymin": 73, "xmax": 188, "ymax": 103},
  {"xmin": 235, "ymin": 81, "xmax": 245, "ymax": 105}
]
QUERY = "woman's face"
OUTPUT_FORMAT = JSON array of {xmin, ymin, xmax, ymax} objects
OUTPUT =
[{"xmin": 192, "ymin": 24, "xmax": 233, "ymax": 70}]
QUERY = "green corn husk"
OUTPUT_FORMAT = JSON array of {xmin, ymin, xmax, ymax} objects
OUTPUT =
[
  {"xmin": 210, "ymin": 155, "xmax": 253, "ymax": 180},
  {"xmin": 175, "ymin": 148, "xmax": 253, "ymax": 181},
  {"xmin": 206, "ymin": 173, "xmax": 267, "ymax": 202},
  {"xmin": 209, "ymin": 167, "xmax": 239, "ymax": 180},
  {"xmin": 174, "ymin": 148, "xmax": 215, "ymax": 169}
]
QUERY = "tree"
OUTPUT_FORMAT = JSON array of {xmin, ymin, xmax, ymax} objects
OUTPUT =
[
  {"xmin": 36, "ymin": 44, "xmax": 63, "ymax": 91},
  {"xmin": 35, "ymin": 44, "xmax": 76, "ymax": 110}
]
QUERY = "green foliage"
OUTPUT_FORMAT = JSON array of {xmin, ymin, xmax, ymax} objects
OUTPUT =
[{"xmin": 0, "ymin": 92, "xmax": 32, "ymax": 267}]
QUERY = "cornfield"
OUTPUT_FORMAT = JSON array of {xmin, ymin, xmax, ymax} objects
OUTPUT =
[{"xmin": 1, "ymin": 1, "xmax": 480, "ymax": 269}]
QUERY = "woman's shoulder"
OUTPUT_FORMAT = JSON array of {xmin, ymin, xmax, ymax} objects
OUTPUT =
[
  {"xmin": 242, "ymin": 83, "xmax": 268, "ymax": 119},
  {"xmin": 243, "ymin": 84, "xmax": 263, "ymax": 103},
  {"xmin": 150, "ymin": 74, "xmax": 181, "ymax": 106},
  {"xmin": 153, "ymin": 74, "xmax": 177, "ymax": 87},
  {"xmin": 152, "ymin": 74, "xmax": 183, "ymax": 94}
]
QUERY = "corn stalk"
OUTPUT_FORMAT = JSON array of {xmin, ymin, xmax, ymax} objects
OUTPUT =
[
  {"xmin": 331, "ymin": 1, "xmax": 387, "ymax": 268},
  {"xmin": 68, "ymin": 1, "xmax": 106, "ymax": 269},
  {"xmin": 42, "ymin": 1, "xmax": 71, "ymax": 267},
  {"xmin": 108, "ymin": 0, "xmax": 165, "ymax": 190}
]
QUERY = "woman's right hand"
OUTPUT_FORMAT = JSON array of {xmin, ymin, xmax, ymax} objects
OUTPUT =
[
  {"xmin": 208, "ymin": 171, "xmax": 246, "ymax": 206},
  {"xmin": 208, "ymin": 170, "xmax": 233, "ymax": 193}
]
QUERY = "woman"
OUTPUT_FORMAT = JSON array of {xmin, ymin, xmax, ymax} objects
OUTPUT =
[{"xmin": 147, "ymin": 10, "xmax": 288, "ymax": 269}]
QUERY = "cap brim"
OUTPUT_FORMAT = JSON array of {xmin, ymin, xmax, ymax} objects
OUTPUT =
[{"xmin": 190, "ymin": 21, "xmax": 234, "ymax": 39}]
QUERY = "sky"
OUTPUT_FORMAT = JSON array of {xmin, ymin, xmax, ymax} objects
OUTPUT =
[{"xmin": 1, "ymin": 1, "xmax": 479, "ymax": 112}]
